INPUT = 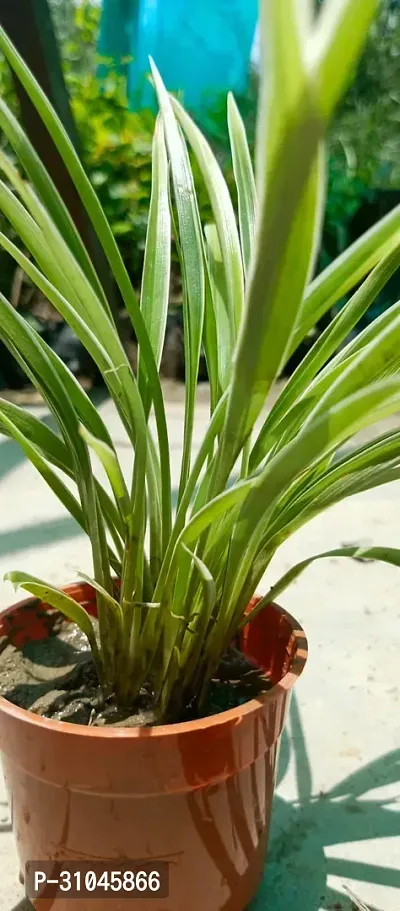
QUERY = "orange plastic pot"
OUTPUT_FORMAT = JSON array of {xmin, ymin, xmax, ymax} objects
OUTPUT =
[{"xmin": 0, "ymin": 583, "xmax": 307, "ymax": 911}]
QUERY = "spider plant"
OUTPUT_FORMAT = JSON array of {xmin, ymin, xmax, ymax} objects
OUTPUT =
[{"xmin": 1, "ymin": 0, "xmax": 400, "ymax": 721}]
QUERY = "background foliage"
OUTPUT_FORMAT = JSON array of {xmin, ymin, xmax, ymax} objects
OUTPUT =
[{"xmin": 0, "ymin": 0, "xmax": 399, "ymax": 357}]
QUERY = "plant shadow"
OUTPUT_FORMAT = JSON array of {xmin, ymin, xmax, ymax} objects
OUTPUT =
[
  {"xmin": 250, "ymin": 695, "xmax": 399, "ymax": 911},
  {"xmin": 0, "ymin": 396, "xmax": 111, "ymax": 559}
]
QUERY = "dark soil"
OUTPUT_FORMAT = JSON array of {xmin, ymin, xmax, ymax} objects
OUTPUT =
[{"xmin": 0, "ymin": 616, "xmax": 271, "ymax": 727}]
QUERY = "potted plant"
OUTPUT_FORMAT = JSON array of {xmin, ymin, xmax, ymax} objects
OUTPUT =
[{"xmin": 0, "ymin": 2, "xmax": 400, "ymax": 909}]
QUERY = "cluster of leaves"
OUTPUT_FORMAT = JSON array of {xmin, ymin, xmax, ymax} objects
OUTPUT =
[{"xmin": 1, "ymin": 1, "xmax": 400, "ymax": 727}]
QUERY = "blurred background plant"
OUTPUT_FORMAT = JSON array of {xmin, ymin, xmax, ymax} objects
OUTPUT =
[
  {"xmin": 0, "ymin": 0, "xmax": 399, "ymax": 387},
  {"xmin": 324, "ymin": 0, "xmax": 400, "ymax": 255},
  {"xmin": 49, "ymin": 0, "xmax": 154, "ymax": 286}
]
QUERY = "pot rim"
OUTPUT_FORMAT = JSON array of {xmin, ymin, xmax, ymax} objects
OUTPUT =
[{"xmin": 0, "ymin": 590, "xmax": 308, "ymax": 740}]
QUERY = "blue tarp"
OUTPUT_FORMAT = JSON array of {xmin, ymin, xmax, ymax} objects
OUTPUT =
[{"xmin": 98, "ymin": 0, "xmax": 258, "ymax": 119}]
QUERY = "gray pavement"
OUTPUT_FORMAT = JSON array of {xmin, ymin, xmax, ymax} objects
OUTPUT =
[{"xmin": 0, "ymin": 383, "xmax": 399, "ymax": 911}]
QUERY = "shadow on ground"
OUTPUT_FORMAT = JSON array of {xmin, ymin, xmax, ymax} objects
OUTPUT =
[
  {"xmin": 250, "ymin": 696, "xmax": 399, "ymax": 911},
  {"xmin": 0, "ymin": 515, "xmax": 83, "ymax": 558},
  {"xmin": 0, "ymin": 395, "xmax": 109, "ymax": 558}
]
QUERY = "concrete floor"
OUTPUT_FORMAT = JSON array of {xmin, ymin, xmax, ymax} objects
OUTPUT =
[{"xmin": 0, "ymin": 383, "xmax": 399, "ymax": 911}]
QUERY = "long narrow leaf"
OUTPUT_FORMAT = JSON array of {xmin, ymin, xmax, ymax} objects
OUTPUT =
[
  {"xmin": 0, "ymin": 373, "xmax": 124, "ymax": 563},
  {"xmin": 161, "ymin": 543, "xmax": 217, "ymax": 705},
  {"xmin": 80, "ymin": 425, "xmax": 131, "ymax": 530},
  {"xmin": 227, "ymin": 93, "xmax": 256, "ymax": 275},
  {"xmin": 151, "ymin": 60, "xmax": 205, "ymax": 501},
  {"xmin": 265, "ymin": 459, "xmax": 400, "ymax": 552},
  {"xmin": 172, "ymin": 94, "xmax": 244, "ymax": 335},
  {"xmin": 245, "ymin": 544, "xmax": 400, "ymax": 623},
  {"xmin": 204, "ymin": 224, "xmax": 232, "ymax": 391},
  {"xmin": 202, "ymin": 255, "xmax": 221, "ymax": 412},
  {"xmin": 76, "ymin": 571, "xmax": 123, "ymax": 621},
  {"xmin": 138, "ymin": 116, "xmax": 171, "ymax": 381},
  {"xmin": 0, "ymin": 222, "xmax": 152, "ymax": 591},
  {"xmin": 0, "ymin": 399, "xmax": 72, "ymax": 473},
  {"xmin": 5, "ymin": 571, "xmax": 102, "ymax": 670}
]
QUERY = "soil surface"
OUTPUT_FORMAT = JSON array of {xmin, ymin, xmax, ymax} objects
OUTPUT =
[{"xmin": 0, "ymin": 615, "xmax": 271, "ymax": 727}]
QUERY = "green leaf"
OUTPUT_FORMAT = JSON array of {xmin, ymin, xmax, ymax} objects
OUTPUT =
[
  {"xmin": 0, "ymin": 25, "xmax": 170, "ymax": 545},
  {"xmin": 332, "ymin": 427, "xmax": 400, "ymax": 475},
  {"xmin": 202, "ymin": 254, "xmax": 221, "ymax": 413},
  {"xmin": 222, "ymin": 379, "xmax": 400, "ymax": 617},
  {"xmin": 80, "ymin": 425, "xmax": 131, "ymax": 529},
  {"xmin": 265, "ymin": 295, "xmax": 400, "ymax": 465},
  {"xmin": 0, "ymin": 217, "xmax": 151, "ymax": 601},
  {"xmin": 155, "ymin": 473, "xmax": 253, "ymax": 604},
  {"xmin": 252, "ymin": 353, "xmax": 360, "ymax": 467},
  {"xmin": 171, "ymin": 94, "xmax": 244, "ymax": 336},
  {"xmin": 227, "ymin": 92, "xmax": 256, "ymax": 275},
  {"xmin": 0, "ymin": 292, "xmax": 113, "ymax": 626},
  {"xmin": 4, "ymin": 571, "xmax": 102, "ymax": 670},
  {"xmin": 161, "ymin": 390, "xmax": 228, "ymax": 575},
  {"xmin": 160, "ymin": 543, "xmax": 217, "ymax": 704},
  {"xmin": 266, "ymin": 457, "xmax": 400, "ymax": 550},
  {"xmin": 0, "ymin": 23, "xmax": 136, "ymax": 317},
  {"xmin": 336, "ymin": 298, "xmax": 400, "ymax": 364},
  {"xmin": 304, "ymin": 305, "xmax": 400, "ymax": 424},
  {"xmin": 151, "ymin": 60, "xmax": 205, "ymax": 500},
  {"xmin": 0, "ymin": 406, "xmax": 85, "ymax": 532},
  {"xmin": 181, "ymin": 543, "xmax": 216, "ymax": 626},
  {"xmin": 0, "ymin": 180, "xmax": 86, "ymax": 321},
  {"xmin": 76, "ymin": 571, "xmax": 123, "ymax": 621},
  {"xmin": 251, "ymin": 239, "xmax": 400, "ymax": 469},
  {"xmin": 291, "ymin": 203, "xmax": 400, "ymax": 355},
  {"xmin": 204, "ymin": 224, "xmax": 232, "ymax": 391},
  {"xmin": 0, "ymin": 100, "xmax": 109, "ymax": 310},
  {"xmin": 245, "ymin": 544, "xmax": 400, "ymax": 620},
  {"xmin": 210, "ymin": 3, "xmax": 325, "ymax": 493},
  {"xmin": 0, "ymin": 232, "xmax": 154, "ymax": 549},
  {"xmin": 0, "ymin": 382, "xmax": 123, "ymax": 570},
  {"xmin": 0, "ymin": 229, "xmax": 133, "ymax": 433},
  {"xmin": 0, "ymin": 399, "xmax": 72, "ymax": 474},
  {"xmin": 35, "ymin": 336, "xmax": 113, "ymax": 445},
  {"xmin": 138, "ymin": 115, "xmax": 171, "ymax": 379}
]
